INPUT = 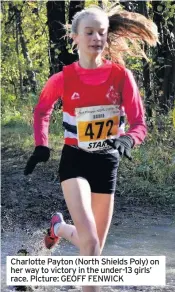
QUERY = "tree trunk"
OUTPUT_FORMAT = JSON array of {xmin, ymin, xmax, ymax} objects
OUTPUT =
[
  {"xmin": 138, "ymin": 1, "xmax": 152, "ymax": 117},
  {"xmin": 47, "ymin": 1, "xmax": 85, "ymax": 75},
  {"xmin": 120, "ymin": 1, "xmax": 137, "ymax": 12},
  {"xmin": 15, "ymin": 24, "xmax": 23, "ymax": 97},
  {"xmin": 69, "ymin": 1, "xmax": 85, "ymax": 23},
  {"xmin": 172, "ymin": 24, "xmax": 175, "ymax": 102},
  {"xmin": 98, "ymin": 1, "xmax": 104, "ymax": 9},
  {"xmin": 8, "ymin": 2, "xmax": 23, "ymax": 96},
  {"xmin": 10, "ymin": 3, "xmax": 37, "ymax": 93},
  {"xmin": 162, "ymin": 17, "xmax": 175, "ymax": 109},
  {"xmin": 152, "ymin": 1, "xmax": 175, "ymax": 111},
  {"xmin": 47, "ymin": 1, "xmax": 66, "ymax": 75},
  {"xmin": 68, "ymin": 1, "xmax": 85, "ymax": 63}
]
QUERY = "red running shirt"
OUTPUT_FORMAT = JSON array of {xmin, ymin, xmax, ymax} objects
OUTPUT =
[{"xmin": 34, "ymin": 61, "xmax": 147, "ymax": 147}]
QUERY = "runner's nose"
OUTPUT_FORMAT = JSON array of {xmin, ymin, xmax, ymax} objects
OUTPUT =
[{"xmin": 93, "ymin": 32, "xmax": 101, "ymax": 41}]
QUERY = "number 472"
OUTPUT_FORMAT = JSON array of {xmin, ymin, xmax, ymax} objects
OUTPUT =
[{"xmin": 85, "ymin": 120, "xmax": 114, "ymax": 139}]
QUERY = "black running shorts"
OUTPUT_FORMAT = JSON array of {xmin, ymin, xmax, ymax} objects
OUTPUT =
[{"xmin": 59, "ymin": 145, "xmax": 120, "ymax": 194}]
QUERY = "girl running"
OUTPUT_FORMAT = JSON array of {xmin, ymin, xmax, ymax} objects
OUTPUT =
[{"xmin": 25, "ymin": 5, "xmax": 158, "ymax": 292}]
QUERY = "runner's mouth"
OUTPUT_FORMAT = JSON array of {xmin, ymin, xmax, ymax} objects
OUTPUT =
[{"xmin": 90, "ymin": 46, "xmax": 102, "ymax": 49}]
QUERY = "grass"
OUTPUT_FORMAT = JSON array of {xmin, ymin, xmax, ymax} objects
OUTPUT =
[
  {"xmin": 2, "ymin": 104, "xmax": 175, "ymax": 207},
  {"xmin": 117, "ymin": 118, "xmax": 175, "ymax": 207},
  {"xmin": 1, "ymin": 104, "xmax": 64, "ymax": 157}
]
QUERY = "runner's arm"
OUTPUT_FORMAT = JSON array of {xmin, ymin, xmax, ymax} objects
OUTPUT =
[
  {"xmin": 34, "ymin": 72, "xmax": 64, "ymax": 146},
  {"xmin": 121, "ymin": 69, "xmax": 147, "ymax": 146}
]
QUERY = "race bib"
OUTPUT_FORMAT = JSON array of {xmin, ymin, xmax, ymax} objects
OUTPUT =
[{"xmin": 75, "ymin": 105, "xmax": 120, "ymax": 151}]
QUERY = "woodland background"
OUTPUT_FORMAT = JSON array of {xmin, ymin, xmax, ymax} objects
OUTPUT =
[{"xmin": 1, "ymin": 0, "xmax": 175, "ymax": 206}]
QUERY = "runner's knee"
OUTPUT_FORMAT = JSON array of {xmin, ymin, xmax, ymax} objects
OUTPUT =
[{"xmin": 79, "ymin": 235, "xmax": 100, "ymax": 255}]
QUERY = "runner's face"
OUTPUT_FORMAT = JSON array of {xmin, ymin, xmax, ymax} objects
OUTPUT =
[{"xmin": 74, "ymin": 14, "xmax": 108, "ymax": 57}]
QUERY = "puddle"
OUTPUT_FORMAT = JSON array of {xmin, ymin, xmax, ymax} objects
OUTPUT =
[{"xmin": 1, "ymin": 211, "xmax": 175, "ymax": 292}]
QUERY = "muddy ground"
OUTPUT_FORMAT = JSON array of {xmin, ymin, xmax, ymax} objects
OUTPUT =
[
  {"xmin": 1, "ymin": 146, "xmax": 70, "ymax": 232},
  {"xmin": 1, "ymin": 145, "xmax": 175, "ymax": 292},
  {"xmin": 2, "ymin": 145, "xmax": 174, "ymax": 232}
]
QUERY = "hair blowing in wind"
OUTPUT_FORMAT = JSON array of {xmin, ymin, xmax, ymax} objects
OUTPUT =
[{"xmin": 71, "ymin": 5, "xmax": 159, "ymax": 65}]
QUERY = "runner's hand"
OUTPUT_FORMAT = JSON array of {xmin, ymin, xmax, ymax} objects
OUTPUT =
[
  {"xmin": 24, "ymin": 146, "xmax": 50, "ymax": 175},
  {"xmin": 106, "ymin": 135, "xmax": 134, "ymax": 160}
]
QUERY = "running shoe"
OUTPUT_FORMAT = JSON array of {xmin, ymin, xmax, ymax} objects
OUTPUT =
[{"xmin": 44, "ymin": 212, "xmax": 64, "ymax": 249}]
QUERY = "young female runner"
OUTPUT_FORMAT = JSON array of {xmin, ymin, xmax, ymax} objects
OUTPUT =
[{"xmin": 25, "ymin": 6, "xmax": 158, "ymax": 292}]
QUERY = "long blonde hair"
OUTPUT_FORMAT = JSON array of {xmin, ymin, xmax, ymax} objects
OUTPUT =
[{"xmin": 71, "ymin": 5, "xmax": 159, "ymax": 65}]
